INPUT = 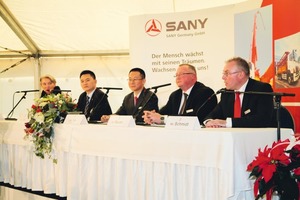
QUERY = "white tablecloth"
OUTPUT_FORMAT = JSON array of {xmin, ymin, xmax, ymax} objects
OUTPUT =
[{"xmin": 0, "ymin": 121, "xmax": 294, "ymax": 200}]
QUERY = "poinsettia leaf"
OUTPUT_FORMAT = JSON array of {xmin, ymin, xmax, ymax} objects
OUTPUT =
[{"xmin": 261, "ymin": 164, "xmax": 277, "ymax": 182}]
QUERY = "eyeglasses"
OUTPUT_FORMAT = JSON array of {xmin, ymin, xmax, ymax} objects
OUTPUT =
[
  {"xmin": 127, "ymin": 78, "xmax": 143, "ymax": 82},
  {"xmin": 222, "ymin": 71, "xmax": 241, "ymax": 77},
  {"xmin": 174, "ymin": 73, "xmax": 195, "ymax": 78}
]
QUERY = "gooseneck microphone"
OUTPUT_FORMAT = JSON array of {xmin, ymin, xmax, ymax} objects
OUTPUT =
[
  {"xmin": 217, "ymin": 89, "xmax": 296, "ymax": 97},
  {"xmin": 133, "ymin": 90, "xmax": 155, "ymax": 120},
  {"xmin": 98, "ymin": 87, "xmax": 122, "ymax": 90},
  {"xmin": 6, "ymin": 90, "xmax": 40, "ymax": 120},
  {"xmin": 147, "ymin": 83, "xmax": 171, "ymax": 93},
  {"xmin": 195, "ymin": 88, "xmax": 223, "ymax": 117},
  {"xmin": 15, "ymin": 90, "xmax": 39, "ymax": 93},
  {"xmin": 148, "ymin": 83, "xmax": 171, "ymax": 90},
  {"xmin": 89, "ymin": 87, "xmax": 122, "ymax": 122},
  {"xmin": 134, "ymin": 83, "xmax": 171, "ymax": 124}
]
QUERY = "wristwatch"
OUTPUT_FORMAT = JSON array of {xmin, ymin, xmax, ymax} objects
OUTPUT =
[{"xmin": 160, "ymin": 116, "xmax": 165, "ymax": 124}]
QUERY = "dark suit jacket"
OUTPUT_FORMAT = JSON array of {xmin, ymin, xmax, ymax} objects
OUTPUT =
[
  {"xmin": 40, "ymin": 86, "xmax": 61, "ymax": 98},
  {"xmin": 205, "ymin": 78, "xmax": 274, "ymax": 127},
  {"xmin": 116, "ymin": 88, "xmax": 159, "ymax": 123},
  {"xmin": 77, "ymin": 88, "xmax": 112, "ymax": 121},
  {"xmin": 159, "ymin": 81, "xmax": 217, "ymax": 124}
]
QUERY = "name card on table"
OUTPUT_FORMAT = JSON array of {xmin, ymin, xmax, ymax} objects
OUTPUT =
[
  {"xmin": 107, "ymin": 115, "xmax": 136, "ymax": 127},
  {"xmin": 165, "ymin": 116, "xmax": 201, "ymax": 130},
  {"xmin": 64, "ymin": 114, "xmax": 88, "ymax": 125}
]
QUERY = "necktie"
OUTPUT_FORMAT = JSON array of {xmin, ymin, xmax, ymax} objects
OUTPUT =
[
  {"xmin": 134, "ymin": 96, "xmax": 138, "ymax": 106},
  {"xmin": 179, "ymin": 93, "xmax": 188, "ymax": 115},
  {"xmin": 234, "ymin": 92, "xmax": 241, "ymax": 118},
  {"xmin": 84, "ymin": 96, "xmax": 90, "ymax": 116}
]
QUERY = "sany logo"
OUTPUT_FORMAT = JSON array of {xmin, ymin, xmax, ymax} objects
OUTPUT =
[{"xmin": 145, "ymin": 19, "xmax": 162, "ymax": 36}]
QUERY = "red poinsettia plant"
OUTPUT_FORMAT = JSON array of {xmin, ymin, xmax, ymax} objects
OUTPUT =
[{"xmin": 247, "ymin": 137, "xmax": 300, "ymax": 200}]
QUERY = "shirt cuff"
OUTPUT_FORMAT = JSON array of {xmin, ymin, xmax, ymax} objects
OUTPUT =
[{"xmin": 226, "ymin": 118, "xmax": 232, "ymax": 128}]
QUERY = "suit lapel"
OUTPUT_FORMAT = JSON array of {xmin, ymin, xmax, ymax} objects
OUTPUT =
[{"xmin": 241, "ymin": 79, "xmax": 253, "ymax": 115}]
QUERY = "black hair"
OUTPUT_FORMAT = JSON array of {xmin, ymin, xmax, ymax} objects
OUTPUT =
[
  {"xmin": 129, "ymin": 68, "xmax": 146, "ymax": 79},
  {"xmin": 80, "ymin": 70, "xmax": 96, "ymax": 79}
]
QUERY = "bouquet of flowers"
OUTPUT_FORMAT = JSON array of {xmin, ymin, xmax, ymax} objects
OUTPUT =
[
  {"xmin": 24, "ymin": 93, "xmax": 77, "ymax": 163},
  {"xmin": 247, "ymin": 138, "xmax": 300, "ymax": 200}
]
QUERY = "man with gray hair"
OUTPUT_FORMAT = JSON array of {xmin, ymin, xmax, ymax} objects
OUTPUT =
[
  {"xmin": 204, "ymin": 57, "xmax": 274, "ymax": 128},
  {"xmin": 143, "ymin": 63, "xmax": 217, "ymax": 125}
]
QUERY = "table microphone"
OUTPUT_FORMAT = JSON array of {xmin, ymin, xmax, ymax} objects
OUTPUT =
[
  {"xmin": 133, "ymin": 89, "xmax": 156, "ymax": 121},
  {"xmin": 148, "ymin": 83, "xmax": 171, "ymax": 90},
  {"xmin": 98, "ymin": 87, "xmax": 122, "ymax": 90},
  {"xmin": 15, "ymin": 90, "xmax": 39, "ymax": 93},
  {"xmin": 195, "ymin": 88, "xmax": 223, "ymax": 116}
]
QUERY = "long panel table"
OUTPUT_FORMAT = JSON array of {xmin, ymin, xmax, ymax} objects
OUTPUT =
[{"xmin": 0, "ymin": 121, "xmax": 294, "ymax": 200}]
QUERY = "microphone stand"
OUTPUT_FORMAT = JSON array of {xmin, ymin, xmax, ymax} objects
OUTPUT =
[
  {"xmin": 134, "ymin": 84, "xmax": 171, "ymax": 124},
  {"xmin": 88, "ymin": 88, "xmax": 117, "ymax": 122},
  {"xmin": 220, "ymin": 89, "xmax": 295, "ymax": 141},
  {"xmin": 274, "ymin": 95, "xmax": 282, "ymax": 141},
  {"xmin": 133, "ymin": 89, "xmax": 157, "ymax": 121},
  {"xmin": 5, "ymin": 92, "xmax": 29, "ymax": 120}
]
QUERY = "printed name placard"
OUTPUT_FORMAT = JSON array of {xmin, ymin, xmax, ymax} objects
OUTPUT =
[
  {"xmin": 64, "ymin": 114, "xmax": 88, "ymax": 125},
  {"xmin": 107, "ymin": 115, "xmax": 136, "ymax": 127},
  {"xmin": 165, "ymin": 116, "xmax": 201, "ymax": 130}
]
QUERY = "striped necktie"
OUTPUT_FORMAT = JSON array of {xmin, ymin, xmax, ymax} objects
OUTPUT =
[
  {"xmin": 84, "ymin": 96, "xmax": 90, "ymax": 116},
  {"xmin": 179, "ymin": 93, "xmax": 188, "ymax": 115}
]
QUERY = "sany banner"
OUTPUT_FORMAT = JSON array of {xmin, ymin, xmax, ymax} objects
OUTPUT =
[
  {"xmin": 129, "ymin": 0, "xmax": 300, "ymax": 132},
  {"xmin": 129, "ymin": 5, "xmax": 234, "ymax": 106}
]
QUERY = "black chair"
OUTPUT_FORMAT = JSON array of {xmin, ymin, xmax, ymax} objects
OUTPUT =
[{"xmin": 271, "ymin": 106, "xmax": 295, "ymax": 131}]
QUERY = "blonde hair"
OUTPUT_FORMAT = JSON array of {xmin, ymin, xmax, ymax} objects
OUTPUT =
[{"xmin": 40, "ymin": 75, "xmax": 56, "ymax": 84}]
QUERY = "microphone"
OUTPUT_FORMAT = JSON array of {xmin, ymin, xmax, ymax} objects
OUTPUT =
[
  {"xmin": 52, "ymin": 89, "xmax": 71, "ymax": 93},
  {"xmin": 98, "ymin": 87, "xmax": 122, "ymax": 90},
  {"xmin": 148, "ymin": 83, "xmax": 171, "ymax": 90},
  {"xmin": 195, "ymin": 89, "xmax": 221, "ymax": 119},
  {"xmin": 216, "ymin": 88, "xmax": 226, "ymax": 94},
  {"xmin": 217, "ymin": 89, "xmax": 296, "ymax": 97},
  {"xmin": 15, "ymin": 90, "xmax": 39, "ymax": 93},
  {"xmin": 88, "ymin": 89, "xmax": 112, "ymax": 122},
  {"xmin": 133, "ymin": 89, "xmax": 156, "ymax": 122}
]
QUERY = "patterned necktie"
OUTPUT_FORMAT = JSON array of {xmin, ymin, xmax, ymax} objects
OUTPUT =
[
  {"xmin": 234, "ymin": 92, "xmax": 241, "ymax": 118},
  {"xmin": 179, "ymin": 93, "xmax": 188, "ymax": 115},
  {"xmin": 84, "ymin": 96, "xmax": 90, "ymax": 116}
]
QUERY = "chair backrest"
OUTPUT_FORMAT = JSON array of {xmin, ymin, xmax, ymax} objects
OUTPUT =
[{"xmin": 271, "ymin": 106, "xmax": 295, "ymax": 131}]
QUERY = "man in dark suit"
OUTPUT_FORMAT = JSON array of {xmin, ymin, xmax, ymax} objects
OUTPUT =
[
  {"xmin": 204, "ymin": 57, "xmax": 274, "ymax": 128},
  {"xmin": 101, "ymin": 68, "xmax": 158, "ymax": 123},
  {"xmin": 77, "ymin": 70, "xmax": 112, "ymax": 121},
  {"xmin": 143, "ymin": 63, "xmax": 217, "ymax": 125}
]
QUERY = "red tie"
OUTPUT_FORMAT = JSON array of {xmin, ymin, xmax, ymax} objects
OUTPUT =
[
  {"xmin": 234, "ymin": 92, "xmax": 241, "ymax": 118},
  {"xmin": 134, "ymin": 96, "xmax": 138, "ymax": 106}
]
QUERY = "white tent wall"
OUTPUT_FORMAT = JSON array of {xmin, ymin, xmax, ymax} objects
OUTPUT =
[
  {"xmin": 40, "ymin": 56, "xmax": 132, "ymax": 112},
  {"xmin": 0, "ymin": 56, "xmax": 131, "ymax": 118},
  {"xmin": 0, "ymin": 0, "xmax": 261, "ymax": 119},
  {"xmin": 0, "ymin": 0, "xmax": 248, "ymax": 54}
]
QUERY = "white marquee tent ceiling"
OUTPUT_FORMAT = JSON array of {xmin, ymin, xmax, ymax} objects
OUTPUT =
[{"xmin": 0, "ymin": 0, "xmax": 246, "ymax": 58}]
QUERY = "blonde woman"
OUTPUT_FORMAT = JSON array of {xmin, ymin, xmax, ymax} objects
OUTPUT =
[{"xmin": 40, "ymin": 75, "xmax": 61, "ymax": 97}]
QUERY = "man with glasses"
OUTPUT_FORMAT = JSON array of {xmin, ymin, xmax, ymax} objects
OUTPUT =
[
  {"xmin": 101, "ymin": 68, "xmax": 158, "ymax": 123},
  {"xmin": 143, "ymin": 63, "xmax": 217, "ymax": 125},
  {"xmin": 204, "ymin": 57, "xmax": 274, "ymax": 128}
]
